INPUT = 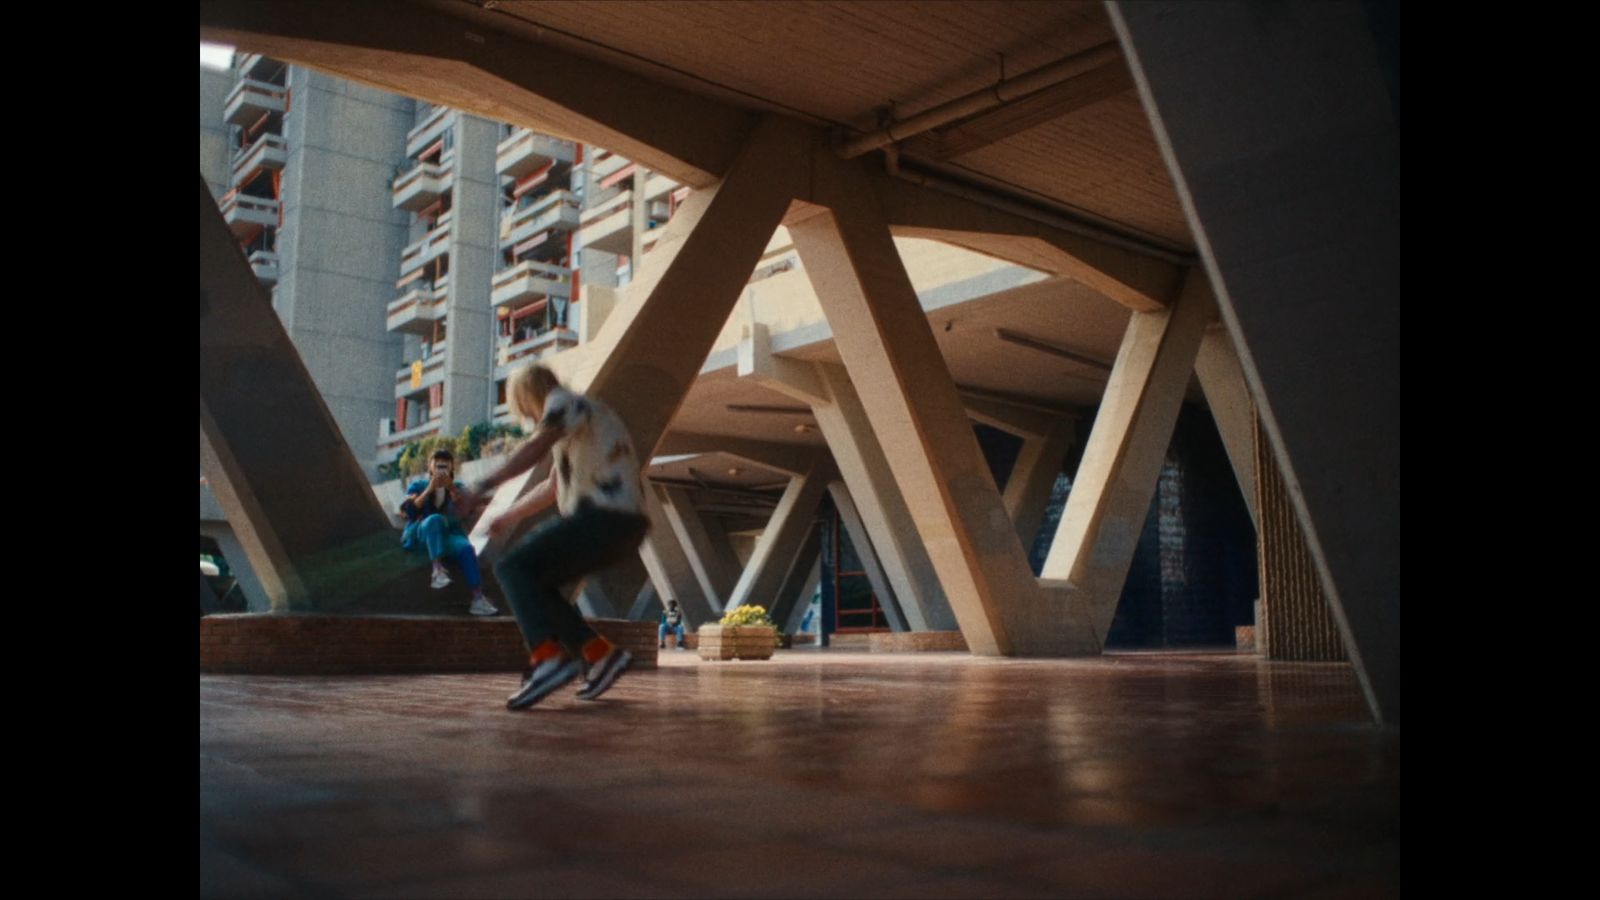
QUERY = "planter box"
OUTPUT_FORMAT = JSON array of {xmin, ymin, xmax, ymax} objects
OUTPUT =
[{"xmin": 696, "ymin": 624, "xmax": 777, "ymax": 661}]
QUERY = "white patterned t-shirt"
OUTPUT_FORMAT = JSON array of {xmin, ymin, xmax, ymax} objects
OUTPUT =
[{"xmin": 539, "ymin": 387, "xmax": 645, "ymax": 517}]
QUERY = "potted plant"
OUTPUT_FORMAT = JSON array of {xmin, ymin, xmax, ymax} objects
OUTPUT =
[{"xmin": 697, "ymin": 604, "xmax": 779, "ymax": 661}]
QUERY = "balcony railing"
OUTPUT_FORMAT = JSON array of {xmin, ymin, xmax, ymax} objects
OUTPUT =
[
  {"xmin": 496, "ymin": 128, "xmax": 576, "ymax": 178},
  {"xmin": 399, "ymin": 216, "xmax": 453, "ymax": 276},
  {"xmin": 405, "ymin": 105, "xmax": 455, "ymax": 157},
  {"xmin": 394, "ymin": 349, "xmax": 449, "ymax": 396},
  {"xmin": 391, "ymin": 160, "xmax": 454, "ymax": 212},
  {"xmin": 220, "ymin": 192, "xmax": 280, "ymax": 236},
  {"xmin": 231, "ymin": 133, "xmax": 287, "ymax": 184},
  {"xmin": 578, "ymin": 193, "xmax": 633, "ymax": 255},
  {"xmin": 247, "ymin": 249, "xmax": 280, "ymax": 285},
  {"xmin": 495, "ymin": 328, "xmax": 580, "ymax": 375},
  {"xmin": 491, "ymin": 260, "xmax": 573, "ymax": 309},
  {"xmin": 590, "ymin": 152, "xmax": 629, "ymax": 181},
  {"xmin": 224, "ymin": 78, "xmax": 287, "ymax": 126},
  {"xmin": 499, "ymin": 190, "xmax": 581, "ymax": 247},
  {"xmin": 386, "ymin": 282, "xmax": 449, "ymax": 334}
]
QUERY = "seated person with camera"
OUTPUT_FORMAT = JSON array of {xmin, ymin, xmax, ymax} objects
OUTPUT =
[{"xmin": 401, "ymin": 448, "xmax": 497, "ymax": 616}]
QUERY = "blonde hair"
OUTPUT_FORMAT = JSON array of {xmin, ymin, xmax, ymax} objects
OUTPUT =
[{"xmin": 507, "ymin": 364, "xmax": 562, "ymax": 422}]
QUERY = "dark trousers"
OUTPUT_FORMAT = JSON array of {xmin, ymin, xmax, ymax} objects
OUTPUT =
[{"xmin": 493, "ymin": 502, "xmax": 650, "ymax": 654}]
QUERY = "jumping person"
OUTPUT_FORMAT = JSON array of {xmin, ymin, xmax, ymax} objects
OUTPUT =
[{"xmin": 460, "ymin": 364, "xmax": 650, "ymax": 709}]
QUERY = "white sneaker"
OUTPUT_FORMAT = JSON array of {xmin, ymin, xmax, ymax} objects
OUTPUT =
[
  {"xmin": 469, "ymin": 594, "xmax": 498, "ymax": 616},
  {"xmin": 430, "ymin": 566, "xmax": 452, "ymax": 589}
]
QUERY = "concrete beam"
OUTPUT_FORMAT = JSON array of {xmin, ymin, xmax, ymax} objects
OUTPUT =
[
  {"xmin": 199, "ymin": 0, "xmax": 752, "ymax": 188},
  {"xmin": 960, "ymin": 393, "xmax": 1063, "ymax": 440},
  {"xmin": 1040, "ymin": 268, "xmax": 1214, "ymax": 639},
  {"xmin": 203, "ymin": 0, "xmax": 1189, "ymax": 316},
  {"xmin": 725, "ymin": 460, "xmax": 830, "ymax": 613},
  {"xmin": 626, "ymin": 580, "xmax": 659, "ymax": 622},
  {"xmin": 655, "ymin": 431, "xmax": 817, "ymax": 478},
  {"xmin": 1194, "ymin": 324, "xmax": 1259, "ymax": 529},
  {"xmin": 868, "ymin": 172, "xmax": 1184, "ymax": 313},
  {"xmin": 828, "ymin": 483, "xmax": 910, "ymax": 633},
  {"xmin": 578, "ymin": 555, "xmax": 650, "ymax": 621},
  {"xmin": 1111, "ymin": 1, "xmax": 1399, "ymax": 723}
]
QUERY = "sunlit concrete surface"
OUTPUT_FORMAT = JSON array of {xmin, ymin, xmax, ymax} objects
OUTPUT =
[{"xmin": 200, "ymin": 649, "xmax": 1397, "ymax": 898}]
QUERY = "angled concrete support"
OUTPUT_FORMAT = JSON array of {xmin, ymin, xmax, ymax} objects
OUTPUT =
[
  {"xmin": 725, "ymin": 459, "xmax": 830, "ymax": 613},
  {"xmin": 781, "ymin": 556, "xmax": 822, "ymax": 635},
  {"xmin": 200, "ymin": 176, "xmax": 430, "ymax": 614},
  {"xmin": 1194, "ymin": 324, "xmax": 1259, "ymax": 529},
  {"xmin": 575, "ymin": 116, "xmax": 812, "ymax": 456},
  {"xmin": 638, "ymin": 484, "xmax": 717, "ymax": 626},
  {"xmin": 1002, "ymin": 420, "xmax": 1077, "ymax": 552},
  {"xmin": 792, "ymin": 157, "xmax": 1096, "ymax": 655},
  {"xmin": 1040, "ymin": 269, "xmax": 1214, "ymax": 639},
  {"xmin": 1111, "ymin": 1, "xmax": 1399, "ymax": 723},
  {"xmin": 578, "ymin": 555, "xmax": 649, "ymax": 620},
  {"xmin": 626, "ymin": 580, "xmax": 659, "ymax": 622},
  {"xmin": 738, "ymin": 334, "xmax": 953, "ymax": 631},
  {"xmin": 770, "ymin": 525, "xmax": 823, "ymax": 631},
  {"xmin": 828, "ymin": 483, "xmax": 910, "ymax": 632},
  {"xmin": 656, "ymin": 432, "xmax": 815, "ymax": 478},
  {"xmin": 659, "ymin": 485, "xmax": 743, "ymax": 610}
]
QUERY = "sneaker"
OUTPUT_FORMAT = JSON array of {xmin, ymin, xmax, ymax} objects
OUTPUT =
[
  {"xmin": 430, "ymin": 566, "xmax": 452, "ymax": 589},
  {"xmin": 576, "ymin": 648, "xmax": 633, "ymax": 701},
  {"xmin": 507, "ymin": 655, "xmax": 581, "ymax": 710},
  {"xmin": 469, "ymin": 595, "xmax": 498, "ymax": 617}
]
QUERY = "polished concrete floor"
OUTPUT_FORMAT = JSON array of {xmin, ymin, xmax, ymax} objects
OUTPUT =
[{"xmin": 200, "ymin": 648, "xmax": 1398, "ymax": 898}]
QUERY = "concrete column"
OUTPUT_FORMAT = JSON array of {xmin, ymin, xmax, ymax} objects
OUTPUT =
[
  {"xmin": 629, "ymin": 167, "xmax": 648, "ymax": 267},
  {"xmin": 659, "ymin": 484, "xmax": 742, "ymax": 609},
  {"xmin": 827, "ymin": 482, "xmax": 909, "ymax": 632},
  {"xmin": 726, "ymin": 459, "xmax": 829, "ymax": 613},
  {"xmin": 1256, "ymin": 414, "xmax": 1344, "ymax": 661},
  {"xmin": 1194, "ymin": 324, "xmax": 1259, "ymax": 529},
  {"xmin": 792, "ymin": 156, "xmax": 1081, "ymax": 654},
  {"xmin": 1040, "ymin": 269, "xmax": 1214, "ymax": 641},
  {"xmin": 441, "ymin": 114, "xmax": 498, "ymax": 433},
  {"xmin": 1110, "ymin": 1, "xmax": 1399, "ymax": 722},
  {"xmin": 626, "ymin": 580, "xmax": 659, "ymax": 621}
]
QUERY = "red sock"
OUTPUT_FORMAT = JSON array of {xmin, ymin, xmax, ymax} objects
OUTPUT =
[
  {"xmin": 581, "ymin": 636, "xmax": 613, "ymax": 664},
  {"xmin": 529, "ymin": 639, "xmax": 564, "ymax": 666}
]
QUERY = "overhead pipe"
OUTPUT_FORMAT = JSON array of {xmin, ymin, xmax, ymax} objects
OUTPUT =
[{"xmin": 838, "ymin": 42, "xmax": 1124, "ymax": 159}]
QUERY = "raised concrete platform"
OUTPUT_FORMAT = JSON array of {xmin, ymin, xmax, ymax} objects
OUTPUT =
[
  {"xmin": 870, "ymin": 630, "xmax": 969, "ymax": 652},
  {"xmin": 202, "ymin": 650, "xmax": 1396, "ymax": 897},
  {"xmin": 200, "ymin": 614, "xmax": 658, "ymax": 674}
]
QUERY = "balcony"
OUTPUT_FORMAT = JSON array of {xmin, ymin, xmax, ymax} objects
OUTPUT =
[
  {"xmin": 248, "ymin": 249, "xmax": 280, "ymax": 285},
  {"xmin": 394, "ymin": 349, "xmax": 449, "ymax": 399},
  {"xmin": 405, "ymin": 105, "xmax": 455, "ymax": 158},
  {"xmin": 399, "ymin": 214, "xmax": 452, "ymax": 277},
  {"xmin": 386, "ymin": 279, "xmax": 450, "ymax": 334},
  {"xmin": 491, "ymin": 260, "xmax": 573, "ymax": 310},
  {"xmin": 224, "ymin": 78, "xmax": 287, "ymax": 126},
  {"xmin": 577, "ymin": 191, "xmax": 633, "ymax": 255},
  {"xmin": 220, "ymin": 193, "xmax": 280, "ymax": 237},
  {"xmin": 497, "ymin": 128, "xmax": 576, "ymax": 178},
  {"xmin": 391, "ymin": 159, "xmax": 454, "ymax": 212},
  {"xmin": 235, "ymin": 53, "xmax": 280, "ymax": 82},
  {"xmin": 499, "ymin": 190, "xmax": 581, "ymax": 248},
  {"xmin": 590, "ymin": 151, "xmax": 629, "ymax": 182},
  {"xmin": 641, "ymin": 171, "xmax": 681, "ymax": 203},
  {"xmin": 494, "ymin": 328, "xmax": 580, "ymax": 377},
  {"xmin": 379, "ymin": 419, "xmax": 442, "ymax": 452},
  {"xmin": 231, "ymin": 133, "xmax": 287, "ymax": 185}
]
